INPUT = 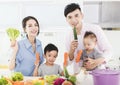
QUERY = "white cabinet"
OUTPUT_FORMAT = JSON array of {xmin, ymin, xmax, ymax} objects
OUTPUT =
[
  {"xmin": 83, "ymin": 1, "xmax": 120, "ymax": 28},
  {"xmin": 83, "ymin": 1, "xmax": 101, "ymax": 24}
]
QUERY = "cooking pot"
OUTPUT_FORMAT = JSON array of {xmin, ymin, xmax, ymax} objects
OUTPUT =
[{"xmin": 90, "ymin": 69, "xmax": 120, "ymax": 85}]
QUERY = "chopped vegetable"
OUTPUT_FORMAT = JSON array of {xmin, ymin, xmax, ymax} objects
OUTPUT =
[
  {"xmin": 75, "ymin": 50, "xmax": 83, "ymax": 63},
  {"xmin": 73, "ymin": 27, "xmax": 77, "ymax": 40}
]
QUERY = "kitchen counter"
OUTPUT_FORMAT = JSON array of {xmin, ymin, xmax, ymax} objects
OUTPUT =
[{"xmin": 1, "ymin": 69, "xmax": 120, "ymax": 85}]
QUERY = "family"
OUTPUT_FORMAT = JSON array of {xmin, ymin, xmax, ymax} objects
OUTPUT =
[{"xmin": 8, "ymin": 3, "xmax": 112, "ymax": 77}]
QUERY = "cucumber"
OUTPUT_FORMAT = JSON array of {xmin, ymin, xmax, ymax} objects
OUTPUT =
[{"xmin": 73, "ymin": 27, "xmax": 78, "ymax": 40}]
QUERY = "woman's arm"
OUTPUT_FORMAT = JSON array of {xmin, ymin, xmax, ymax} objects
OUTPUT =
[{"xmin": 9, "ymin": 41, "xmax": 18, "ymax": 70}]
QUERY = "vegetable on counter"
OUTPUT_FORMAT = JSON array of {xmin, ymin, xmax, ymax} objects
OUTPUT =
[
  {"xmin": 62, "ymin": 80, "xmax": 73, "ymax": 85},
  {"xmin": 73, "ymin": 27, "xmax": 78, "ymax": 40},
  {"xmin": 11, "ymin": 72, "xmax": 23, "ymax": 81},
  {"xmin": 6, "ymin": 28, "xmax": 20, "ymax": 47},
  {"xmin": 63, "ymin": 67, "xmax": 77, "ymax": 85},
  {"xmin": 54, "ymin": 77, "xmax": 65, "ymax": 85},
  {"xmin": 0, "ymin": 76, "xmax": 12, "ymax": 85},
  {"xmin": 44, "ymin": 75, "xmax": 58, "ymax": 85}
]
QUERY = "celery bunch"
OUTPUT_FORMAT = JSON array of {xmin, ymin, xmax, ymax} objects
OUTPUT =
[{"xmin": 6, "ymin": 28, "xmax": 20, "ymax": 40}]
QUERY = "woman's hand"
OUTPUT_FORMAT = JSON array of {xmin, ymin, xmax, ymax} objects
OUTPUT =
[
  {"xmin": 11, "ymin": 40, "xmax": 18, "ymax": 53},
  {"xmin": 9, "ymin": 41, "xmax": 18, "ymax": 70}
]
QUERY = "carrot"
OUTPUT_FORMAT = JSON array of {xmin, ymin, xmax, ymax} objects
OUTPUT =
[
  {"xmin": 13, "ymin": 81, "xmax": 24, "ymax": 85},
  {"xmin": 34, "ymin": 52, "xmax": 40, "ymax": 65},
  {"xmin": 75, "ymin": 50, "xmax": 83, "ymax": 63},
  {"xmin": 63, "ymin": 52, "xmax": 69, "ymax": 67}
]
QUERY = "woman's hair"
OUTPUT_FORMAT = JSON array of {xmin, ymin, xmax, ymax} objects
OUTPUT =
[
  {"xmin": 64, "ymin": 3, "xmax": 81, "ymax": 17},
  {"xmin": 22, "ymin": 16, "xmax": 40, "ymax": 35},
  {"xmin": 44, "ymin": 43, "xmax": 58, "ymax": 55},
  {"xmin": 84, "ymin": 31, "xmax": 97, "ymax": 41}
]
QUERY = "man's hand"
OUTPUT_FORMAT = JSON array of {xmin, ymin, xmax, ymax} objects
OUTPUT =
[
  {"xmin": 70, "ymin": 40, "xmax": 78, "ymax": 51},
  {"xmin": 69, "ymin": 40, "xmax": 78, "ymax": 60}
]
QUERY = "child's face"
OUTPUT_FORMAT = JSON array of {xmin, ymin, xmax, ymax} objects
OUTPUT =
[
  {"xmin": 83, "ymin": 37, "xmax": 96, "ymax": 51},
  {"xmin": 44, "ymin": 50, "xmax": 58, "ymax": 65}
]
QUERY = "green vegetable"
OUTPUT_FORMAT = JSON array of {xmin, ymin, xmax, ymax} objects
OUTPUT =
[
  {"xmin": 44, "ymin": 75, "xmax": 58, "ymax": 84},
  {"xmin": 34, "ymin": 82, "xmax": 42, "ymax": 85},
  {"xmin": 0, "ymin": 76, "xmax": 8, "ymax": 85},
  {"xmin": 68, "ymin": 75, "xmax": 76, "ymax": 85},
  {"xmin": 11, "ymin": 72, "xmax": 23, "ymax": 81},
  {"xmin": 73, "ymin": 27, "xmax": 78, "ymax": 40},
  {"xmin": 63, "ymin": 67, "xmax": 69, "ymax": 78},
  {"xmin": 6, "ymin": 28, "xmax": 20, "ymax": 40}
]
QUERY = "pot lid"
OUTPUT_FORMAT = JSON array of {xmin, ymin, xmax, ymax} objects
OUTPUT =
[{"xmin": 92, "ymin": 69, "xmax": 120, "ymax": 75}]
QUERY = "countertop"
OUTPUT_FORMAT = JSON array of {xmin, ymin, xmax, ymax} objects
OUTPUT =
[{"xmin": 1, "ymin": 69, "xmax": 120, "ymax": 85}]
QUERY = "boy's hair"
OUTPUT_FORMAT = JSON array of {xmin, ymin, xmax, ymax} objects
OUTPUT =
[
  {"xmin": 84, "ymin": 31, "xmax": 97, "ymax": 41},
  {"xmin": 44, "ymin": 43, "xmax": 58, "ymax": 55},
  {"xmin": 64, "ymin": 3, "xmax": 81, "ymax": 17}
]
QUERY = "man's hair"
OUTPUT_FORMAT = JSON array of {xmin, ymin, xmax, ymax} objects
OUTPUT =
[
  {"xmin": 64, "ymin": 3, "xmax": 81, "ymax": 17},
  {"xmin": 84, "ymin": 31, "xmax": 97, "ymax": 41},
  {"xmin": 44, "ymin": 43, "xmax": 58, "ymax": 55}
]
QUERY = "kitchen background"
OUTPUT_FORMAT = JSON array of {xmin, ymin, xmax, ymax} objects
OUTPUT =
[{"xmin": 0, "ymin": 0, "xmax": 120, "ymax": 75}]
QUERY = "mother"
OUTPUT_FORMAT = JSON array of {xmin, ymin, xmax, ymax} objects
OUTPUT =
[{"xmin": 9, "ymin": 16, "xmax": 44, "ymax": 76}]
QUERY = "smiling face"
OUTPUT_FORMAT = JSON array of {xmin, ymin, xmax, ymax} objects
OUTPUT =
[
  {"xmin": 25, "ymin": 19, "xmax": 39, "ymax": 38},
  {"xmin": 83, "ymin": 37, "xmax": 97, "ymax": 52},
  {"xmin": 45, "ymin": 50, "xmax": 58, "ymax": 65},
  {"xmin": 66, "ymin": 9, "xmax": 83, "ymax": 28}
]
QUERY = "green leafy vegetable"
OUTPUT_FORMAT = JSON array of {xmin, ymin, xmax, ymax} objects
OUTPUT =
[
  {"xmin": 0, "ymin": 76, "xmax": 8, "ymax": 85},
  {"xmin": 73, "ymin": 27, "xmax": 78, "ymax": 40},
  {"xmin": 11, "ymin": 72, "xmax": 23, "ymax": 81},
  {"xmin": 6, "ymin": 28, "xmax": 20, "ymax": 40}
]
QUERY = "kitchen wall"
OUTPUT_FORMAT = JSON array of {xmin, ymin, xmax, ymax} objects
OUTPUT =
[
  {"xmin": 0, "ymin": 0, "xmax": 82, "ymax": 30},
  {"xmin": 0, "ymin": 1, "xmax": 120, "ymax": 75}
]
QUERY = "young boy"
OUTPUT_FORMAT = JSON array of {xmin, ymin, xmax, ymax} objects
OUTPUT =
[
  {"xmin": 38, "ymin": 43, "xmax": 63, "ymax": 77},
  {"xmin": 81, "ymin": 31, "xmax": 104, "ymax": 71}
]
